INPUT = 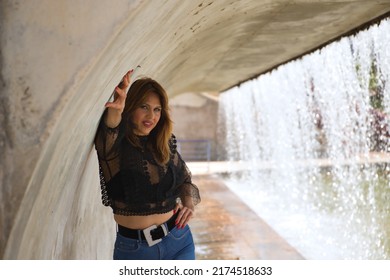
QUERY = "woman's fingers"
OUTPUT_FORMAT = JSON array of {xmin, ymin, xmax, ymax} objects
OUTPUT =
[
  {"xmin": 119, "ymin": 69, "xmax": 133, "ymax": 89},
  {"xmin": 105, "ymin": 101, "xmax": 122, "ymax": 110},
  {"xmin": 115, "ymin": 86, "xmax": 127, "ymax": 99},
  {"xmin": 105, "ymin": 86, "xmax": 127, "ymax": 109},
  {"xmin": 175, "ymin": 207, "xmax": 194, "ymax": 229},
  {"xmin": 173, "ymin": 204, "xmax": 180, "ymax": 214},
  {"xmin": 105, "ymin": 68, "xmax": 135, "ymax": 110},
  {"xmin": 124, "ymin": 71, "xmax": 130, "ymax": 82}
]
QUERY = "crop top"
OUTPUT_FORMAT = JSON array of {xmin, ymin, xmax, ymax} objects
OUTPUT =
[{"xmin": 94, "ymin": 112, "xmax": 201, "ymax": 216}]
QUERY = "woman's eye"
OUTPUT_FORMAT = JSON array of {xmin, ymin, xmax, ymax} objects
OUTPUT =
[
  {"xmin": 140, "ymin": 105, "xmax": 148, "ymax": 110},
  {"xmin": 154, "ymin": 108, "xmax": 162, "ymax": 113}
]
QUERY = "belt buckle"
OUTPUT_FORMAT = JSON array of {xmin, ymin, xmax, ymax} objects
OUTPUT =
[{"xmin": 143, "ymin": 224, "xmax": 168, "ymax": 247}]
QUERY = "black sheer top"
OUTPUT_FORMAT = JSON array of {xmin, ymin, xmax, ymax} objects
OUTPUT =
[{"xmin": 94, "ymin": 112, "xmax": 200, "ymax": 216}]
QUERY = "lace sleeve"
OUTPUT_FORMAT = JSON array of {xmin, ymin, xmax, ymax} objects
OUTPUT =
[
  {"xmin": 95, "ymin": 113, "xmax": 120, "ymax": 158},
  {"xmin": 173, "ymin": 149, "xmax": 201, "ymax": 208},
  {"xmin": 94, "ymin": 110, "xmax": 121, "ymax": 183}
]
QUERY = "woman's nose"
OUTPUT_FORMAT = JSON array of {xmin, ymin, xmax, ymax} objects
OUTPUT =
[{"xmin": 146, "ymin": 109, "xmax": 155, "ymax": 119}]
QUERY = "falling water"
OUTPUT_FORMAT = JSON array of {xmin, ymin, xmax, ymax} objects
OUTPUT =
[{"xmin": 218, "ymin": 18, "xmax": 390, "ymax": 259}]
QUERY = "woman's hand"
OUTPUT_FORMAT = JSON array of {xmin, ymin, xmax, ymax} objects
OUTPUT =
[
  {"xmin": 104, "ymin": 69, "xmax": 135, "ymax": 128},
  {"xmin": 105, "ymin": 69, "xmax": 133, "ymax": 113},
  {"xmin": 174, "ymin": 204, "xmax": 195, "ymax": 229}
]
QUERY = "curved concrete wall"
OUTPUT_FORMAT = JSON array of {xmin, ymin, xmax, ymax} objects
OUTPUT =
[
  {"xmin": 1, "ymin": 0, "xmax": 142, "ymax": 259},
  {"xmin": 1, "ymin": 0, "xmax": 390, "ymax": 259}
]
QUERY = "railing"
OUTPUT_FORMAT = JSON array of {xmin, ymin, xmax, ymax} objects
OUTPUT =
[{"xmin": 176, "ymin": 139, "xmax": 211, "ymax": 162}]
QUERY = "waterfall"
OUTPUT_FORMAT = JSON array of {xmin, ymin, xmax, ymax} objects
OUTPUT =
[{"xmin": 218, "ymin": 18, "xmax": 390, "ymax": 259}]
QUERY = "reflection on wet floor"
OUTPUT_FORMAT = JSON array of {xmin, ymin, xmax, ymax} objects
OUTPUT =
[{"xmin": 190, "ymin": 174, "xmax": 304, "ymax": 260}]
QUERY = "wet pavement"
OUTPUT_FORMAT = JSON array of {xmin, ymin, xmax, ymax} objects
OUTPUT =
[{"xmin": 190, "ymin": 174, "xmax": 304, "ymax": 260}]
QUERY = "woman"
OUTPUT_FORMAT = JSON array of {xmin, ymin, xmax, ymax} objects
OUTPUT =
[{"xmin": 94, "ymin": 69, "xmax": 201, "ymax": 260}]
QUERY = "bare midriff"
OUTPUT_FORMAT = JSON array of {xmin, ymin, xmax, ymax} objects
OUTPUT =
[{"xmin": 114, "ymin": 211, "xmax": 175, "ymax": 230}]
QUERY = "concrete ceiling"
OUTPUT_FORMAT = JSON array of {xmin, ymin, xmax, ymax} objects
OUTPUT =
[{"xmin": 149, "ymin": 0, "xmax": 390, "ymax": 97}]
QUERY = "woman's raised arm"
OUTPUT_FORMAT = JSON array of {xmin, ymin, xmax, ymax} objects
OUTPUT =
[{"xmin": 105, "ymin": 69, "xmax": 134, "ymax": 128}]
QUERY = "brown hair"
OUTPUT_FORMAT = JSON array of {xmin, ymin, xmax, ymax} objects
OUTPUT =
[{"xmin": 122, "ymin": 77, "xmax": 173, "ymax": 164}]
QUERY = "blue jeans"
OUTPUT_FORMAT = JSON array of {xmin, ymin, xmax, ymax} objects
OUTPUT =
[{"xmin": 113, "ymin": 225, "xmax": 195, "ymax": 260}]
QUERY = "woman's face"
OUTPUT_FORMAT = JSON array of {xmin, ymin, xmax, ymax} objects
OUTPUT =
[{"xmin": 132, "ymin": 91, "xmax": 162, "ymax": 136}]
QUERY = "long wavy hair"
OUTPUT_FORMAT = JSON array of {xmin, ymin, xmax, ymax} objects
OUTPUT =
[{"xmin": 122, "ymin": 77, "xmax": 173, "ymax": 164}]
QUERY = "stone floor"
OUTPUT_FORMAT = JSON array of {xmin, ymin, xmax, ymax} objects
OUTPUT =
[{"xmin": 190, "ymin": 174, "xmax": 304, "ymax": 260}]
